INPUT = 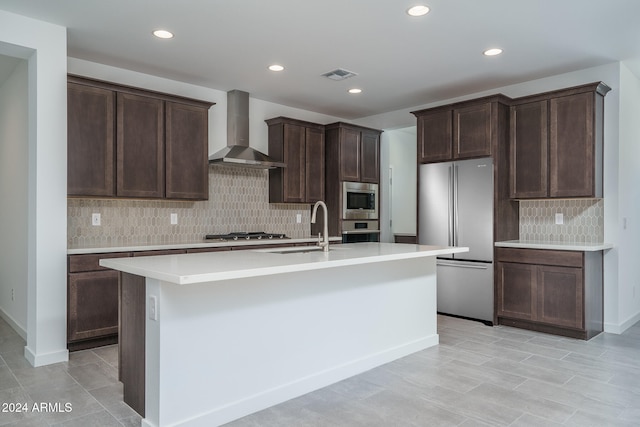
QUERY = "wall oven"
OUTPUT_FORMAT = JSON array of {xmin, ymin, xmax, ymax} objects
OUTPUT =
[
  {"xmin": 342, "ymin": 182, "xmax": 378, "ymax": 220},
  {"xmin": 342, "ymin": 220, "xmax": 380, "ymax": 243}
]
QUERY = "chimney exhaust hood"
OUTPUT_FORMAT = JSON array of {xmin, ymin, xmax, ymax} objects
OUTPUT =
[{"xmin": 208, "ymin": 90, "xmax": 286, "ymax": 169}]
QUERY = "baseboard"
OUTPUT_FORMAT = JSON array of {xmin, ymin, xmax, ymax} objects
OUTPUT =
[
  {"xmin": 604, "ymin": 310, "xmax": 640, "ymax": 334},
  {"xmin": 149, "ymin": 334, "xmax": 439, "ymax": 427},
  {"xmin": 0, "ymin": 307, "xmax": 27, "ymax": 340},
  {"xmin": 24, "ymin": 346, "xmax": 69, "ymax": 367}
]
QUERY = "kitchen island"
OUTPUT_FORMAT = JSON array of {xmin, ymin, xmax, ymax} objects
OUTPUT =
[{"xmin": 101, "ymin": 242, "xmax": 467, "ymax": 427}]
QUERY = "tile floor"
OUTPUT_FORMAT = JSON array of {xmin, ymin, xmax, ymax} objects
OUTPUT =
[{"xmin": 1, "ymin": 315, "xmax": 639, "ymax": 426}]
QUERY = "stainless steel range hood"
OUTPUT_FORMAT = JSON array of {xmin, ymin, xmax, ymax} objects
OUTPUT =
[{"xmin": 208, "ymin": 90, "xmax": 286, "ymax": 169}]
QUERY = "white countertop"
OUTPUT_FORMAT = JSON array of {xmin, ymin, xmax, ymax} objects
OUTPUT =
[
  {"xmin": 495, "ymin": 240, "xmax": 613, "ymax": 251},
  {"xmin": 68, "ymin": 236, "xmax": 342, "ymax": 255},
  {"xmin": 100, "ymin": 242, "xmax": 469, "ymax": 285}
]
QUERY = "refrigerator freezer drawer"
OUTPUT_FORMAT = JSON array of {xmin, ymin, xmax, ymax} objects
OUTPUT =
[{"xmin": 436, "ymin": 260, "xmax": 494, "ymax": 324}]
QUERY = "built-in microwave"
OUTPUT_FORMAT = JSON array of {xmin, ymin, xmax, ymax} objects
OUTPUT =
[{"xmin": 342, "ymin": 181, "xmax": 378, "ymax": 220}]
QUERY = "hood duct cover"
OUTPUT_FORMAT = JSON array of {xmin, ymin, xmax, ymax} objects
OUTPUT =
[{"xmin": 208, "ymin": 89, "xmax": 286, "ymax": 169}]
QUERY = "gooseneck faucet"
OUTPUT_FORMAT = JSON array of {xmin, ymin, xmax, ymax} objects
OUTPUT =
[{"xmin": 311, "ymin": 201, "xmax": 329, "ymax": 252}]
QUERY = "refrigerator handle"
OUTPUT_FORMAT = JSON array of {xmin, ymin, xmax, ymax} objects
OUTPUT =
[
  {"xmin": 437, "ymin": 261, "xmax": 489, "ymax": 270},
  {"xmin": 453, "ymin": 164, "xmax": 459, "ymax": 247},
  {"xmin": 448, "ymin": 165, "xmax": 454, "ymax": 246}
]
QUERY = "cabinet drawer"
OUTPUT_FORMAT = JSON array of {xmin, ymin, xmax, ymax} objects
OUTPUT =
[
  {"xmin": 133, "ymin": 249, "xmax": 186, "ymax": 257},
  {"xmin": 68, "ymin": 252, "xmax": 131, "ymax": 273},
  {"xmin": 186, "ymin": 247, "xmax": 232, "ymax": 254},
  {"xmin": 495, "ymin": 248, "xmax": 582, "ymax": 268}
]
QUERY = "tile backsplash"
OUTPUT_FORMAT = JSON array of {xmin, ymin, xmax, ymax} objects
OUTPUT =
[
  {"xmin": 518, "ymin": 199, "xmax": 604, "ymax": 243},
  {"xmin": 67, "ymin": 167, "xmax": 311, "ymax": 249}
]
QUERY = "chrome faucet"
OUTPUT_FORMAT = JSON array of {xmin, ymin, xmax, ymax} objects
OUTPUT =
[{"xmin": 311, "ymin": 201, "xmax": 329, "ymax": 252}]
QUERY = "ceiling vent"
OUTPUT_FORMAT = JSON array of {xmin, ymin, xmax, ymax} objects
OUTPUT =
[{"xmin": 321, "ymin": 68, "xmax": 358, "ymax": 81}]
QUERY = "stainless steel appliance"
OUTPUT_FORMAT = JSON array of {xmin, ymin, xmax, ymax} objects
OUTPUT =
[
  {"xmin": 341, "ymin": 220, "xmax": 380, "ymax": 243},
  {"xmin": 342, "ymin": 182, "xmax": 378, "ymax": 220},
  {"xmin": 418, "ymin": 157, "xmax": 494, "ymax": 325}
]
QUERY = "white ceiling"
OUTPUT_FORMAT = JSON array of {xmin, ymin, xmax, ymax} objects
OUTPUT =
[{"xmin": 1, "ymin": 0, "xmax": 640, "ymax": 119}]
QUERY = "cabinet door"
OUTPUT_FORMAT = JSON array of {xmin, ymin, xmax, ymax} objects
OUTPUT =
[
  {"xmin": 165, "ymin": 102, "xmax": 209, "ymax": 200},
  {"xmin": 510, "ymin": 101, "xmax": 548, "ymax": 198},
  {"xmin": 549, "ymin": 92, "xmax": 594, "ymax": 197},
  {"xmin": 496, "ymin": 262, "xmax": 537, "ymax": 321},
  {"xmin": 339, "ymin": 128, "xmax": 361, "ymax": 181},
  {"xmin": 417, "ymin": 109, "xmax": 452, "ymax": 163},
  {"xmin": 282, "ymin": 123, "xmax": 307, "ymax": 203},
  {"xmin": 117, "ymin": 93, "xmax": 165, "ymax": 198},
  {"xmin": 67, "ymin": 83, "xmax": 115, "ymax": 197},
  {"xmin": 68, "ymin": 270, "xmax": 119, "ymax": 342},
  {"xmin": 537, "ymin": 265, "xmax": 583, "ymax": 329},
  {"xmin": 453, "ymin": 102, "xmax": 492, "ymax": 159},
  {"xmin": 305, "ymin": 126, "xmax": 325, "ymax": 202},
  {"xmin": 360, "ymin": 131, "xmax": 380, "ymax": 183}
]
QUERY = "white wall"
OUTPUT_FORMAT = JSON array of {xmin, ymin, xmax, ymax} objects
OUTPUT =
[
  {"xmin": 385, "ymin": 127, "xmax": 417, "ymax": 240},
  {"xmin": 0, "ymin": 10, "xmax": 68, "ymax": 366},
  {"xmin": 615, "ymin": 62, "xmax": 640, "ymax": 330},
  {"xmin": 0, "ymin": 58, "xmax": 28, "ymax": 337},
  {"xmin": 357, "ymin": 62, "xmax": 640, "ymax": 334}
]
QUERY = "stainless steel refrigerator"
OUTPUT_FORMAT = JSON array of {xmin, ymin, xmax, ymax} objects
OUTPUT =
[{"xmin": 418, "ymin": 157, "xmax": 494, "ymax": 324}]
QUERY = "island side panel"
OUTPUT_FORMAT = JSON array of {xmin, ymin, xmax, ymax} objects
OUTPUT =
[
  {"xmin": 119, "ymin": 272, "xmax": 146, "ymax": 417},
  {"xmin": 145, "ymin": 256, "xmax": 438, "ymax": 427}
]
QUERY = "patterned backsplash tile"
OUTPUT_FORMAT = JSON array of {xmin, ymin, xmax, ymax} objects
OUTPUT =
[
  {"xmin": 67, "ymin": 167, "xmax": 312, "ymax": 249},
  {"xmin": 518, "ymin": 199, "xmax": 604, "ymax": 243}
]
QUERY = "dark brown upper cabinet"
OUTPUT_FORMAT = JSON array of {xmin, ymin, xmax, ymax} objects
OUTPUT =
[
  {"xmin": 454, "ymin": 102, "xmax": 492, "ymax": 159},
  {"xmin": 412, "ymin": 96, "xmax": 509, "ymax": 164},
  {"xmin": 415, "ymin": 107, "xmax": 452, "ymax": 163},
  {"xmin": 510, "ymin": 82, "xmax": 610, "ymax": 199},
  {"xmin": 116, "ymin": 92, "xmax": 165, "ymax": 198},
  {"xmin": 325, "ymin": 122, "xmax": 381, "ymax": 184},
  {"xmin": 266, "ymin": 117, "xmax": 325, "ymax": 203},
  {"xmin": 67, "ymin": 83, "xmax": 116, "ymax": 197},
  {"xmin": 165, "ymin": 102, "xmax": 210, "ymax": 200},
  {"xmin": 67, "ymin": 75, "xmax": 213, "ymax": 200},
  {"xmin": 510, "ymin": 100, "xmax": 548, "ymax": 198}
]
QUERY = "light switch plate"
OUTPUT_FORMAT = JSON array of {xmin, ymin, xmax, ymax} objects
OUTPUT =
[
  {"xmin": 149, "ymin": 295, "xmax": 158, "ymax": 321},
  {"xmin": 170, "ymin": 213, "xmax": 178, "ymax": 225},
  {"xmin": 92, "ymin": 213, "xmax": 101, "ymax": 226},
  {"xmin": 296, "ymin": 213, "xmax": 302, "ymax": 223},
  {"xmin": 555, "ymin": 213, "xmax": 563, "ymax": 225}
]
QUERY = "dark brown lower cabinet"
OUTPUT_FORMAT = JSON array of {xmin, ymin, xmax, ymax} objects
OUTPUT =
[
  {"xmin": 496, "ymin": 247, "xmax": 602, "ymax": 340},
  {"xmin": 67, "ymin": 252, "xmax": 131, "ymax": 351}
]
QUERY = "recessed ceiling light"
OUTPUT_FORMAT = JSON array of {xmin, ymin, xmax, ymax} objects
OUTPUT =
[
  {"xmin": 407, "ymin": 5, "xmax": 430, "ymax": 17},
  {"xmin": 153, "ymin": 29, "xmax": 174, "ymax": 39},
  {"xmin": 268, "ymin": 64, "xmax": 285, "ymax": 72},
  {"xmin": 483, "ymin": 48, "xmax": 503, "ymax": 56},
  {"xmin": 348, "ymin": 88, "xmax": 362, "ymax": 94}
]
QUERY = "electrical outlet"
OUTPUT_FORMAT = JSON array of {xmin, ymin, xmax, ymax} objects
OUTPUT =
[
  {"xmin": 170, "ymin": 213, "xmax": 178, "ymax": 225},
  {"xmin": 555, "ymin": 213, "xmax": 563, "ymax": 225},
  {"xmin": 11, "ymin": 288, "xmax": 14, "ymax": 301},
  {"xmin": 296, "ymin": 213, "xmax": 302, "ymax": 224},
  {"xmin": 149, "ymin": 295, "xmax": 158, "ymax": 321},
  {"xmin": 92, "ymin": 213, "xmax": 101, "ymax": 226}
]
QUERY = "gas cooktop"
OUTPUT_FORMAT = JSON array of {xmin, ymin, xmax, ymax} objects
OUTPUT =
[{"xmin": 205, "ymin": 232, "xmax": 289, "ymax": 241}]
